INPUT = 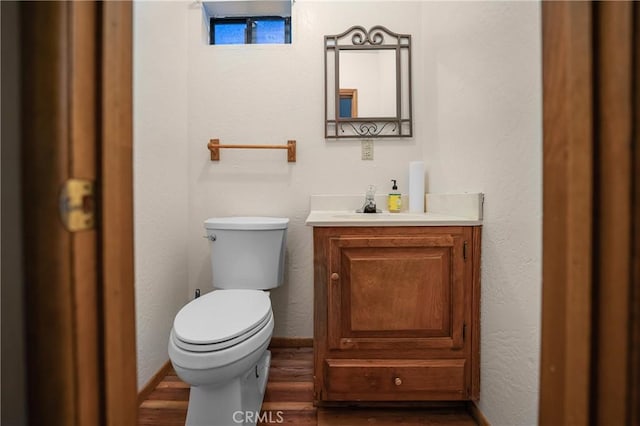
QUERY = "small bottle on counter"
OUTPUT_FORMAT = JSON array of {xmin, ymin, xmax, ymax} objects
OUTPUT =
[{"xmin": 388, "ymin": 179, "xmax": 402, "ymax": 213}]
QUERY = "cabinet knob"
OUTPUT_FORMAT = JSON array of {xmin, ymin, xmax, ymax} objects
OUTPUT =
[
  {"xmin": 330, "ymin": 273, "xmax": 340, "ymax": 281},
  {"xmin": 394, "ymin": 377, "xmax": 402, "ymax": 386}
]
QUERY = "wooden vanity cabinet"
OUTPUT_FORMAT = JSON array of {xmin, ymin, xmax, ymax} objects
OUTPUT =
[{"xmin": 313, "ymin": 226, "xmax": 481, "ymax": 404}]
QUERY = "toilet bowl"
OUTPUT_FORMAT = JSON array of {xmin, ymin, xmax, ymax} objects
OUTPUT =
[
  {"xmin": 169, "ymin": 290, "xmax": 274, "ymax": 426},
  {"xmin": 168, "ymin": 217, "xmax": 288, "ymax": 426}
]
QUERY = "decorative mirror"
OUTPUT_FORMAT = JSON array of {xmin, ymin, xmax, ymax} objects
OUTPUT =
[{"xmin": 325, "ymin": 25, "xmax": 412, "ymax": 139}]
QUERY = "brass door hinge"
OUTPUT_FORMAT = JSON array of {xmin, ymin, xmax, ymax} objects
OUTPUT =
[{"xmin": 59, "ymin": 178, "xmax": 95, "ymax": 232}]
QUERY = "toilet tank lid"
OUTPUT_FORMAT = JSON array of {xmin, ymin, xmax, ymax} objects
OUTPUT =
[{"xmin": 204, "ymin": 216, "xmax": 289, "ymax": 230}]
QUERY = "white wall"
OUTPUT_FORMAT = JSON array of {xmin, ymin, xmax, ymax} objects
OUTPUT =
[
  {"xmin": 421, "ymin": 2, "xmax": 542, "ymax": 425},
  {"xmin": 133, "ymin": 0, "xmax": 191, "ymax": 390},
  {"xmin": 186, "ymin": 1, "xmax": 427, "ymax": 338},
  {"xmin": 134, "ymin": 1, "xmax": 542, "ymax": 424}
]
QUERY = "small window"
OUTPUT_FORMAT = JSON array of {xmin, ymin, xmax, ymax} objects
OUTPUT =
[{"xmin": 210, "ymin": 17, "xmax": 291, "ymax": 45}]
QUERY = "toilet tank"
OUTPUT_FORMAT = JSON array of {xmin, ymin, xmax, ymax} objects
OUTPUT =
[{"xmin": 204, "ymin": 217, "xmax": 289, "ymax": 290}]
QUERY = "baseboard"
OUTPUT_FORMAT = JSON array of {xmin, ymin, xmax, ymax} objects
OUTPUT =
[
  {"xmin": 467, "ymin": 401, "xmax": 491, "ymax": 426},
  {"xmin": 138, "ymin": 360, "xmax": 172, "ymax": 406},
  {"xmin": 269, "ymin": 337, "xmax": 313, "ymax": 348}
]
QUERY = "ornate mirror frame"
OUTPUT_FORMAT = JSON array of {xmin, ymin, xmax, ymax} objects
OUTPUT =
[{"xmin": 324, "ymin": 25, "xmax": 412, "ymax": 139}]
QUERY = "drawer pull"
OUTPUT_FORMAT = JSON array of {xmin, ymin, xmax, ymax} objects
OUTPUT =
[
  {"xmin": 331, "ymin": 273, "xmax": 340, "ymax": 281},
  {"xmin": 394, "ymin": 377, "xmax": 402, "ymax": 386}
]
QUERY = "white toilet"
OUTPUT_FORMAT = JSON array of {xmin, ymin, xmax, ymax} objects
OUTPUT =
[{"xmin": 168, "ymin": 216, "xmax": 289, "ymax": 426}]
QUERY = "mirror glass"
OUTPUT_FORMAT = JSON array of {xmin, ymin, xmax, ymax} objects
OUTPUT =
[
  {"xmin": 325, "ymin": 26, "xmax": 412, "ymax": 139},
  {"xmin": 339, "ymin": 50, "xmax": 396, "ymax": 118}
]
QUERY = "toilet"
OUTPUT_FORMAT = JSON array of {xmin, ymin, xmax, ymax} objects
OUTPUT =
[{"xmin": 168, "ymin": 216, "xmax": 289, "ymax": 426}]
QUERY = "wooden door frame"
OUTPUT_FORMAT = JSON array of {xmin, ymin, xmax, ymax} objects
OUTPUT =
[
  {"xmin": 101, "ymin": 2, "xmax": 138, "ymax": 425},
  {"xmin": 632, "ymin": 6, "xmax": 640, "ymax": 423},
  {"xmin": 540, "ymin": 4, "xmax": 594, "ymax": 423},
  {"xmin": 540, "ymin": 2, "xmax": 639, "ymax": 424},
  {"xmin": 20, "ymin": 2, "xmax": 136, "ymax": 425}
]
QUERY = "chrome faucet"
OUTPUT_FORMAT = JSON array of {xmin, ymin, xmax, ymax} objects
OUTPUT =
[{"xmin": 358, "ymin": 185, "xmax": 380, "ymax": 213}]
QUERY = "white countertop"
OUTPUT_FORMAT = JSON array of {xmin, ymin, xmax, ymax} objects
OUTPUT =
[
  {"xmin": 305, "ymin": 193, "xmax": 484, "ymax": 227},
  {"xmin": 305, "ymin": 210, "xmax": 482, "ymax": 227}
]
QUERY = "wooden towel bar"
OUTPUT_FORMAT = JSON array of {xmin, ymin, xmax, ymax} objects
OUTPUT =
[{"xmin": 207, "ymin": 139, "xmax": 296, "ymax": 162}]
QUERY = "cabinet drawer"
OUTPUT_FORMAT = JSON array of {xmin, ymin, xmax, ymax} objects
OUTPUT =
[{"xmin": 324, "ymin": 359, "xmax": 466, "ymax": 401}]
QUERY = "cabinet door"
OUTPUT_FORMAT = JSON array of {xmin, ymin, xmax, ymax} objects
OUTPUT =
[{"xmin": 327, "ymin": 234, "xmax": 465, "ymax": 352}]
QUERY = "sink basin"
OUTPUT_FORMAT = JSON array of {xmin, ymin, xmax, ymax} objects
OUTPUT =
[
  {"xmin": 305, "ymin": 194, "xmax": 484, "ymax": 227},
  {"xmin": 305, "ymin": 210, "xmax": 482, "ymax": 227},
  {"xmin": 332, "ymin": 213, "xmax": 428, "ymax": 220}
]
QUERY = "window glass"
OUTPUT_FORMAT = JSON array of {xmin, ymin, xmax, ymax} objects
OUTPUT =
[
  {"xmin": 339, "ymin": 98, "xmax": 353, "ymax": 118},
  {"xmin": 253, "ymin": 19, "xmax": 284, "ymax": 44},
  {"xmin": 213, "ymin": 20, "xmax": 246, "ymax": 44},
  {"xmin": 211, "ymin": 17, "xmax": 291, "ymax": 45}
]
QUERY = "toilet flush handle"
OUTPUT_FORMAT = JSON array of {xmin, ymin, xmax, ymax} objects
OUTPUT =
[{"xmin": 202, "ymin": 234, "xmax": 217, "ymax": 242}]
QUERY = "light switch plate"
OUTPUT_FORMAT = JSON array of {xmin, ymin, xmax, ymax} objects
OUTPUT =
[{"xmin": 361, "ymin": 140, "xmax": 374, "ymax": 160}]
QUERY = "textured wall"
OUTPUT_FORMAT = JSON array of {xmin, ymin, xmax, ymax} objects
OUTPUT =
[
  {"xmin": 421, "ymin": 2, "xmax": 542, "ymax": 425},
  {"xmin": 134, "ymin": 1, "xmax": 542, "ymax": 423},
  {"xmin": 133, "ymin": 1, "xmax": 191, "ymax": 390},
  {"xmin": 186, "ymin": 1, "xmax": 427, "ymax": 338}
]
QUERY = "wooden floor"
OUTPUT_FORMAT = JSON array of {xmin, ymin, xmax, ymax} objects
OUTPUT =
[{"xmin": 138, "ymin": 347, "xmax": 477, "ymax": 426}]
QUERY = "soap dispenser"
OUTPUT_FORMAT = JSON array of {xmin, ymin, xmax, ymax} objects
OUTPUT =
[{"xmin": 388, "ymin": 180, "xmax": 402, "ymax": 213}]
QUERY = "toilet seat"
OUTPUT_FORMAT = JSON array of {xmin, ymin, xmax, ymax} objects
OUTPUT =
[
  {"xmin": 169, "ymin": 313, "xmax": 274, "ymax": 372},
  {"xmin": 173, "ymin": 289, "xmax": 271, "ymax": 352},
  {"xmin": 172, "ymin": 311, "xmax": 272, "ymax": 352}
]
